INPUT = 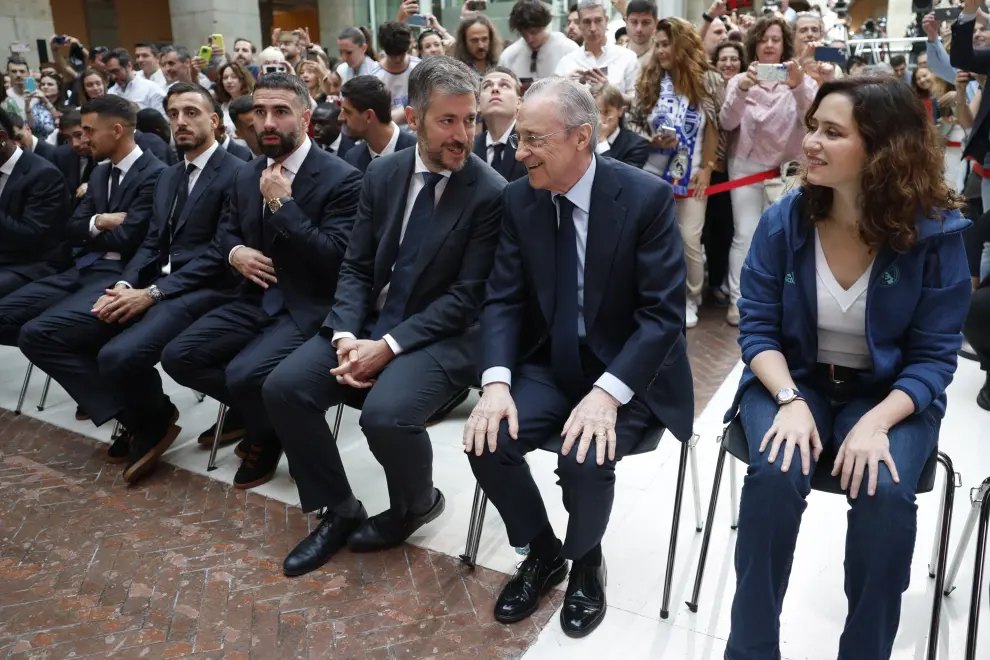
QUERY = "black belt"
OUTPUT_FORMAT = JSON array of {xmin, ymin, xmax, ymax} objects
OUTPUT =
[{"xmin": 816, "ymin": 362, "xmax": 863, "ymax": 384}]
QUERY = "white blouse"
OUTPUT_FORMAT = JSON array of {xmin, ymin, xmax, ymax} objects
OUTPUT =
[{"xmin": 815, "ymin": 228, "xmax": 874, "ymax": 370}]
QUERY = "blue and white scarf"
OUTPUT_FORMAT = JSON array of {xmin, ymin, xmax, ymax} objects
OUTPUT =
[{"xmin": 648, "ymin": 74, "xmax": 703, "ymax": 196}]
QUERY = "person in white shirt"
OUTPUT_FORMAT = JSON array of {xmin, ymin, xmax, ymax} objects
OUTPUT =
[
  {"xmin": 2, "ymin": 57, "xmax": 30, "ymax": 120},
  {"xmin": 105, "ymin": 50, "xmax": 167, "ymax": 118},
  {"xmin": 375, "ymin": 21, "xmax": 421, "ymax": 125},
  {"xmin": 499, "ymin": 0, "xmax": 579, "ymax": 84},
  {"xmin": 624, "ymin": 0, "xmax": 658, "ymax": 64},
  {"xmin": 134, "ymin": 42, "xmax": 167, "ymax": 88},
  {"xmin": 554, "ymin": 0, "xmax": 641, "ymax": 98},
  {"xmin": 336, "ymin": 27, "xmax": 382, "ymax": 84}
]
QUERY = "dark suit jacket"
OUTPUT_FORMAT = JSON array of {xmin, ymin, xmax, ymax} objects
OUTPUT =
[
  {"xmin": 334, "ymin": 134, "xmax": 357, "ymax": 159},
  {"xmin": 32, "ymin": 138, "xmax": 57, "ymax": 163},
  {"xmin": 121, "ymin": 145, "xmax": 245, "ymax": 296},
  {"xmin": 325, "ymin": 150, "xmax": 506, "ymax": 387},
  {"xmin": 602, "ymin": 129, "xmax": 649, "ymax": 169},
  {"xmin": 472, "ymin": 129, "xmax": 528, "ymax": 182},
  {"xmin": 225, "ymin": 139, "xmax": 253, "ymax": 162},
  {"xmin": 217, "ymin": 144, "xmax": 362, "ymax": 336},
  {"xmin": 951, "ymin": 19, "xmax": 990, "ymax": 164},
  {"xmin": 482, "ymin": 155, "xmax": 694, "ymax": 441},
  {"xmin": 135, "ymin": 130, "xmax": 170, "ymax": 163},
  {"xmin": 0, "ymin": 151, "xmax": 70, "ymax": 274},
  {"xmin": 65, "ymin": 150, "xmax": 166, "ymax": 264},
  {"xmin": 345, "ymin": 129, "xmax": 417, "ymax": 173},
  {"xmin": 52, "ymin": 144, "xmax": 87, "ymax": 198}
]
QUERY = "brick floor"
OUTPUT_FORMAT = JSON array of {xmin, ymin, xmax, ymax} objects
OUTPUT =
[{"xmin": 0, "ymin": 305, "xmax": 739, "ymax": 660}]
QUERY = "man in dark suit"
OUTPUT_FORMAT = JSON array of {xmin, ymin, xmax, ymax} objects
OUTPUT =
[
  {"xmin": 0, "ymin": 95, "xmax": 164, "ymax": 347},
  {"xmin": 0, "ymin": 109, "xmax": 70, "ymax": 299},
  {"xmin": 597, "ymin": 127, "xmax": 649, "ymax": 169},
  {"xmin": 264, "ymin": 56, "xmax": 506, "ymax": 578},
  {"xmin": 463, "ymin": 78, "xmax": 693, "ymax": 637},
  {"xmin": 312, "ymin": 102, "xmax": 356, "ymax": 158},
  {"xmin": 134, "ymin": 128, "xmax": 170, "ymax": 163},
  {"xmin": 338, "ymin": 76, "xmax": 416, "ymax": 173},
  {"xmin": 474, "ymin": 67, "xmax": 528, "ymax": 182},
  {"xmin": 53, "ymin": 109, "xmax": 95, "ymax": 207},
  {"xmin": 161, "ymin": 73, "xmax": 362, "ymax": 490},
  {"xmin": 8, "ymin": 113, "xmax": 57, "ymax": 163},
  {"xmin": 19, "ymin": 83, "xmax": 244, "ymax": 483},
  {"xmin": 213, "ymin": 99, "xmax": 253, "ymax": 162}
]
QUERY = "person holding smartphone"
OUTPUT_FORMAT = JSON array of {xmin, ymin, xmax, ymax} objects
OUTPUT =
[{"xmin": 553, "ymin": 0, "xmax": 640, "ymax": 98}]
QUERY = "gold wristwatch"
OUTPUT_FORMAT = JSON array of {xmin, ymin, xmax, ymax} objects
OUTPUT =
[{"xmin": 266, "ymin": 195, "xmax": 292, "ymax": 214}]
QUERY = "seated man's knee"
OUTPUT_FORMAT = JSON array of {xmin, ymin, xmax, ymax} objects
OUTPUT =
[
  {"xmin": 97, "ymin": 342, "xmax": 143, "ymax": 381},
  {"xmin": 17, "ymin": 317, "xmax": 53, "ymax": 359},
  {"xmin": 160, "ymin": 337, "xmax": 197, "ymax": 383},
  {"xmin": 466, "ymin": 421, "xmax": 525, "ymax": 467},
  {"xmin": 556, "ymin": 447, "xmax": 615, "ymax": 489},
  {"xmin": 261, "ymin": 362, "xmax": 314, "ymax": 413},
  {"xmin": 358, "ymin": 401, "xmax": 401, "ymax": 438},
  {"xmin": 857, "ymin": 468, "xmax": 916, "ymax": 511}
]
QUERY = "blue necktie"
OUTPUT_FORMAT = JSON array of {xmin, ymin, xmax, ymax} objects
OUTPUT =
[
  {"xmin": 371, "ymin": 172, "xmax": 444, "ymax": 339},
  {"xmin": 551, "ymin": 196, "xmax": 584, "ymax": 395},
  {"xmin": 76, "ymin": 166, "xmax": 120, "ymax": 269}
]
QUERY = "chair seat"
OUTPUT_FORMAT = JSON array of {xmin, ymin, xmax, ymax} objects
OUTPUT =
[
  {"xmin": 539, "ymin": 424, "xmax": 665, "ymax": 456},
  {"xmin": 722, "ymin": 418, "xmax": 937, "ymax": 495}
]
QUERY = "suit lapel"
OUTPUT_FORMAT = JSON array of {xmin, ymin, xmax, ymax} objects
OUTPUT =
[
  {"xmin": 374, "ymin": 151, "xmax": 415, "ymax": 287},
  {"xmin": 409, "ymin": 159, "xmax": 474, "ymax": 284},
  {"xmin": 111, "ymin": 154, "xmax": 148, "ymax": 210},
  {"xmin": 583, "ymin": 157, "xmax": 626, "ymax": 331},
  {"xmin": 0, "ymin": 154, "xmax": 28, "ymax": 210},
  {"xmin": 288, "ymin": 148, "xmax": 320, "ymax": 214}
]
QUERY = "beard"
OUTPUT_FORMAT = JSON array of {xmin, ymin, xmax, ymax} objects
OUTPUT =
[
  {"xmin": 258, "ymin": 127, "xmax": 300, "ymax": 159},
  {"xmin": 174, "ymin": 130, "xmax": 206, "ymax": 154},
  {"xmin": 418, "ymin": 133, "xmax": 470, "ymax": 173}
]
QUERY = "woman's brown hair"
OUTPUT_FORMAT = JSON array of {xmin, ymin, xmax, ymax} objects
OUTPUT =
[
  {"xmin": 80, "ymin": 68, "xmax": 106, "ymax": 103},
  {"xmin": 744, "ymin": 16, "xmax": 794, "ymax": 65},
  {"xmin": 634, "ymin": 17, "xmax": 714, "ymax": 116},
  {"xmin": 711, "ymin": 40, "xmax": 747, "ymax": 71},
  {"xmin": 801, "ymin": 76, "xmax": 965, "ymax": 253},
  {"xmin": 214, "ymin": 61, "xmax": 255, "ymax": 104}
]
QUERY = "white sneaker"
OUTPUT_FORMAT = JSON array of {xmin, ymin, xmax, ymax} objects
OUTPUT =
[
  {"xmin": 686, "ymin": 300, "xmax": 699, "ymax": 329},
  {"xmin": 726, "ymin": 303, "xmax": 740, "ymax": 326}
]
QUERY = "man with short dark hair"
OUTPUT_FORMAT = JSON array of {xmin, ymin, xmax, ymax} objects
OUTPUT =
[
  {"xmin": 0, "ymin": 108, "xmax": 70, "ymax": 298},
  {"xmin": 53, "ymin": 108, "xmax": 93, "ymax": 205},
  {"xmin": 233, "ymin": 38, "xmax": 258, "ymax": 69},
  {"xmin": 555, "ymin": 0, "xmax": 640, "ymax": 98},
  {"xmin": 160, "ymin": 46, "xmax": 194, "ymax": 86},
  {"xmin": 8, "ymin": 112, "xmax": 57, "ymax": 162},
  {"xmin": 624, "ymin": 0, "xmax": 658, "ymax": 63},
  {"xmin": 19, "ymin": 82, "xmax": 245, "ymax": 483},
  {"xmin": 0, "ymin": 94, "xmax": 165, "ymax": 348},
  {"xmin": 213, "ymin": 99, "xmax": 253, "ymax": 161},
  {"xmin": 375, "ymin": 21, "xmax": 420, "ymax": 124},
  {"xmin": 161, "ymin": 73, "xmax": 362, "ymax": 490},
  {"xmin": 566, "ymin": 4, "xmax": 583, "ymax": 46},
  {"xmin": 134, "ymin": 42, "xmax": 166, "ymax": 88},
  {"xmin": 339, "ymin": 75, "xmax": 416, "ymax": 172},
  {"xmin": 475, "ymin": 66, "xmax": 527, "ymax": 181},
  {"xmin": 311, "ymin": 102, "xmax": 355, "ymax": 157},
  {"xmin": 106, "ymin": 50, "xmax": 167, "ymax": 117},
  {"xmin": 500, "ymin": 0, "xmax": 579, "ymax": 82},
  {"xmin": 228, "ymin": 95, "xmax": 261, "ymax": 157},
  {"xmin": 266, "ymin": 56, "xmax": 507, "ymax": 576},
  {"xmin": 3, "ymin": 57, "xmax": 30, "ymax": 119},
  {"xmin": 890, "ymin": 54, "xmax": 908, "ymax": 82}
]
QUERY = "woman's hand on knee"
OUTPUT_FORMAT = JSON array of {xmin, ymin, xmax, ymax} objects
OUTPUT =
[
  {"xmin": 760, "ymin": 400, "xmax": 823, "ymax": 475},
  {"xmin": 832, "ymin": 419, "xmax": 899, "ymax": 499}
]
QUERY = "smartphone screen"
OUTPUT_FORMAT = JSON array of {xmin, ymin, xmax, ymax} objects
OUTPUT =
[
  {"xmin": 466, "ymin": 0, "xmax": 488, "ymax": 10},
  {"xmin": 814, "ymin": 47, "xmax": 845, "ymax": 64},
  {"xmin": 24, "ymin": 77, "xmax": 37, "ymax": 93},
  {"xmin": 406, "ymin": 14, "xmax": 429, "ymax": 27}
]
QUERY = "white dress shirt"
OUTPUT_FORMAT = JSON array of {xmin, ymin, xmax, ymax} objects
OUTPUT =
[
  {"xmin": 88, "ymin": 144, "xmax": 144, "ymax": 262},
  {"xmin": 109, "ymin": 75, "xmax": 167, "ymax": 118},
  {"xmin": 595, "ymin": 127, "xmax": 620, "ymax": 154},
  {"xmin": 330, "ymin": 133, "xmax": 343, "ymax": 153},
  {"xmin": 553, "ymin": 44, "xmax": 641, "ymax": 95},
  {"xmin": 136, "ymin": 68, "xmax": 168, "ymax": 88},
  {"xmin": 486, "ymin": 120, "xmax": 516, "ymax": 165},
  {"xmin": 481, "ymin": 156, "xmax": 635, "ymax": 404},
  {"xmin": 331, "ymin": 147, "xmax": 452, "ymax": 355},
  {"xmin": 228, "ymin": 137, "xmax": 313, "ymax": 264},
  {"xmin": 0, "ymin": 146, "xmax": 24, "ymax": 198},
  {"xmin": 498, "ymin": 31, "xmax": 580, "ymax": 81},
  {"xmin": 366, "ymin": 123, "xmax": 402, "ymax": 160}
]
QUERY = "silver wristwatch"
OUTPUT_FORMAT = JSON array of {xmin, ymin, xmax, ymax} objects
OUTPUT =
[
  {"xmin": 774, "ymin": 387, "xmax": 804, "ymax": 406},
  {"xmin": 146, "ymin": 284, "xmax": 165, "ymax": 303}
]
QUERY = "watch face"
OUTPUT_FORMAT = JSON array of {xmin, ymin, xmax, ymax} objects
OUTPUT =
[{"xmin": 777, "ymin": 388, "xmax": 795, "ymax": 403}]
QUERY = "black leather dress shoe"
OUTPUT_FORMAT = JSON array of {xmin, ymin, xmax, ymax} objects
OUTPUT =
[
  {"xmin": 106, "ymin": 429, "xmax": 131, "ymax": 464},
  {"xmin": 347, "ymin": 489, "xmax": 445, "ymax": 552},
  {"xmin": 494, "ymin": 553, "xmax": 569, "ymax": 624},
  {"xmin": 197, "ymin": 409, "xmax": 246, "ymax": 447},
  {"xmin": 233, "ymin": 441, "xmax": 283, "ymax": 490},
  {"xmin": 560, "ymin": 557, "xmax": 607, "ymax": 638},
  {"xmin": 283, "ymin": 505, "xmax": 368, "ymax": 577}
]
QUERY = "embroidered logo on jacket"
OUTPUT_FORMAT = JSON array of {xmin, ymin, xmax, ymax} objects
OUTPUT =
[
  {"xmin": 784, "ymin": 272, "xmax": 796, "ymax": 284},
  {"xmin": 879, "ymin": 266, "xmax": 900, "ymax": 287}
]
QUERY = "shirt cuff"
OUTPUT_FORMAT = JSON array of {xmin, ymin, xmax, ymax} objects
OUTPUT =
[
  {"xmin": 481, "ymin": 367, "xmax": 512, "ymax": 388},
  {"xmin": 89, "ymin": 215, "xmax": 100, "ymax": 237},
  {"xmin": 595, "ymin": 140, "xmax": 611, "ymax": 154},
  {"xmin": 114, "ymin": 281, "xmax": 132, "ymax": 289},
  {"xmin": 383, "ymin": 334, "xmax": 403, "ymax": 356},
  {"xmin": 331, "ymin": 331, "xmax": 356, "ymax": 346},
  {"xmin": 594, "ymin": 372, "xmax": 634, "ymax": 405},
  {"xmin": 228, "ymin": 244, "xmax": 245, "ymax": 264}
]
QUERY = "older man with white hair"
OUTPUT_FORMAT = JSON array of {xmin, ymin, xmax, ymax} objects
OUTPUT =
[{"xmin": 463, "ymin": 77, "xmax": 693, "ymax": 637}]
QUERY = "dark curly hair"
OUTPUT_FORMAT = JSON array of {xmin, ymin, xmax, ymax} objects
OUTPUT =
[
  {"xmin": 508, "ymin": 0, "xmax": 552, "ymax": 33},
  {"xmin": 801, "ymin": 76, "xmax": 965, "ymax": 253},
  {"xmin": 744, "ymin": 16, "xmax": 794, "ymax": 65}
]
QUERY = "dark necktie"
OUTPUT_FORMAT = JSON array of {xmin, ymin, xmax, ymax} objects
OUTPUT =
[
  {"xmin": 491, "ymin": 143, "xmax": 505, "ymax": 173},
  {"xmin": 530, "ymin": 48, "xmax": 539, "ymax": 76},
  {"xmin": 260, "ymin": 200, "xmax": 284, "ymax": 316},
  {"xmin": 161, "ymin": 163, "xmax": 196, "ymax": 262},
  {"xmin": 551, "ymin": 196, "xmax": 584, "ymax": 395},
  {"xmin": 371, "ymin": 172, "xmax": 444, "ymax": 339},
  {"xmin": 75, "ymin": 166, "xmax": 122, "ymax": 269}
]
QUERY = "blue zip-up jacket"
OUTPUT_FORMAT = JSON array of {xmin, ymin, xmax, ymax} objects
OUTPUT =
[{"xmin": 725, "ymin": 190, "xmax": 972, "ymax": 422}]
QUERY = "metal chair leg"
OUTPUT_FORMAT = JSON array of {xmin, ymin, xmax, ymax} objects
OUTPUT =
[
  {"xmin": 660, "ymin": 441, "xmax": 691, "ymax": 619},
  {"xmin": 15, "ymin": 363, "xmax": 34, "ymax": 414},
  {"xmin": 945, "ymin": 477, "xmax": 990, "ymax": 595},
  {"xmin": 332, "ymin": 402, "xmax": 343, "ymax": 438},
  {"xmin": 927, "ymin": 452, "xmax": 956, "ymax": 660},
  {"xmin": 689, "ymin": 434, "xmax": 703, "ymax": 532},
  {"xmin": 206, "ymin": 404, "xmax": 229, "ymax": 472},
  {"xmin": 686, "ymin": 444, "xmax": 728, "ymax": 613},
  {"xmin": 964, "ymin": 479, "xmax": 990, "ymax": 660},
  {"xmin": 37, "ymin": 375, "xmax": 52, "ymax": 411},
  {"xmin": 459, "ymin": 481, "xmax": 488, "ymax": 568},
  {"xmin": 111, "ymin": 419, "xmax": 122, "ymax": 440},
  {"xmin": 728, "ymin": 458, "xmax": 740, "ymax": 530},
  {"xmin": 193, "ymin": 391, "xmax": 206, "ymax": 403}
]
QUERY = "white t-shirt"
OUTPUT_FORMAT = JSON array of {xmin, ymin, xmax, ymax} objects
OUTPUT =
[
  {"xmin": 109, "ymin": 75, "xmax": 167, "ymax": 118},
  {"xmin": 498, "ymin": 31, "xmax": 579, "ymax": 81},
  {"xmin": 553, "ymin": 43, "xmax": 641, "ymax": 95},
  {"xmin": 336, "ymin": 57, "xmax": 383, "ymax": 84},
  {"xmin": 375, "ymin": 57, "xmax": 421, "ymax": 113},
  {"xmin": 815, "ymin": 228, "xmax": 874, "ymax": 370}
]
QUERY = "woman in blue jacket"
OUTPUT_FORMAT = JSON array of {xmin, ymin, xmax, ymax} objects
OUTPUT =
[{"xmin": 726, "ymin": 76, "xmax": 971, "ymax": 659}]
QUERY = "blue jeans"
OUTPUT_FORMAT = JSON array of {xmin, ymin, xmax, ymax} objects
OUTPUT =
[{"xmin": 726, "ymin": 381, "xmax": 940, "ymax": 660}]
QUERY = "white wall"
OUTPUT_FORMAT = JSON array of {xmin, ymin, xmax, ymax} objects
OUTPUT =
[{"xmin": 0, "ymin": 0, "xmax": 56, "ymax": 69}]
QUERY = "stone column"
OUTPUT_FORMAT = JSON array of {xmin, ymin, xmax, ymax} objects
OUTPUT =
[
  {"xmin": 0, "ymin": 0, "xmax": 57, "ymax": 69},
  {"xmin": 169, "ymin": 0, "xmax": 263, "ymax": 55},
  {"xmin": 318, "ymin": 0, "xmax": 371, "ymax": 56}
]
